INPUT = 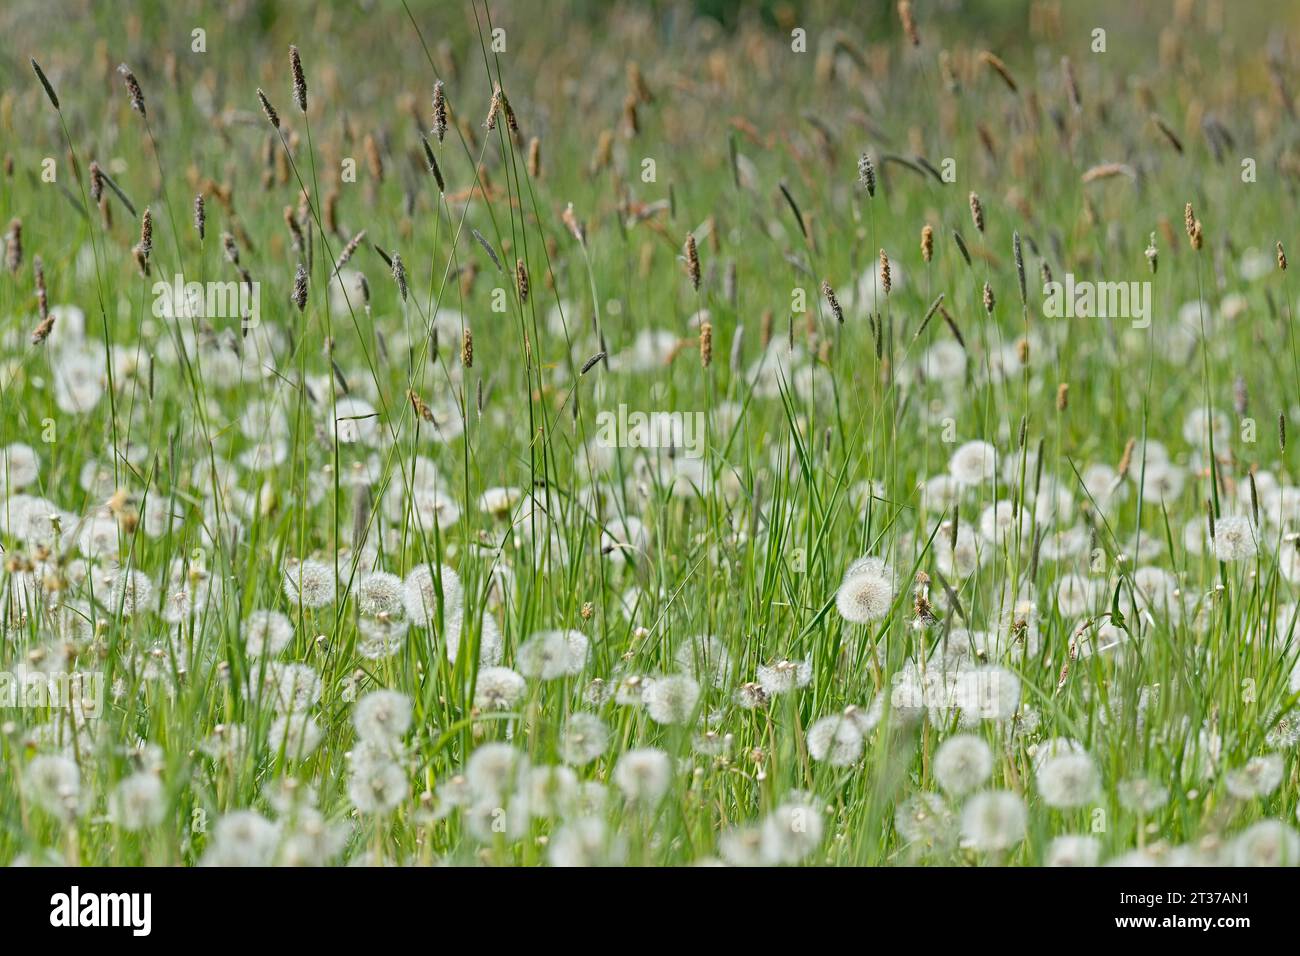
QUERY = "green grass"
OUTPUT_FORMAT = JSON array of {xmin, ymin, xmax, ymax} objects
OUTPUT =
[{"xmin": 0, "ymin": 0, "xmax": 1298, "ymax": 866}]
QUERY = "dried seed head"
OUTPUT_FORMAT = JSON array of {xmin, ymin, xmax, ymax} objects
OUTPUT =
[
  {"xmin": 89, "ymin": 161, "xmax": 104, "ymax": 204},
  {"xmin": 982, "ymin": 281, "xmax": 995, "ymax": 313},
  {"xmin": 484, "ymin": 84, "xmax": 502, "ymax": 130},
  {"xmin": 879, "ymin": 248, "xmax": 892, "ymax": 295},
  {"xmin": 821, "ymin": 280, "xmax": 843, "ymax": 323},
  {"xmin": 117, "ymin": 64, "xmax": 146, "ymax": 116},
  {"xmin": 1278, "ymin": 240, "xmax": 1288, "ymax": 271},
  {"xmin": 700, "ymin": 321, "xmax": 713, "ymax": 368},
  {"xmin": 897, "ymin": 0, "xmax": 920, "ymax": 46},
  {"xmin": 432, "ymin": 80, "xmax": 448, "ymax": 143},
  {"xmin": 969, "ymin": 192, "xmax": 985, "ymax": 233},
  {"xmin": 421, "ymin": 136, "xmax": 446, "ymax": 192},
  {"xmin": 222, "ymin": 231, "xmax": 240, "ymax": 266},
  {"xmin": 292, "ymin": 262, "xmax": 308, "ymax": 312},
  {"xmin": 921, "ymin": 224, "xmax": 933, "ymax": 263},
  {"xmin": 1061, "ymin": 56, "xmax": 1081, "ymax": 113},
  {"xmin": 516, "ymin": 258, "xmax": 529, "ymax": 304},
  {"xmin": 684, "ymin": 233, "xmax": 701, "ymax": 291},
  {"xmin": 139, "ymin": 207, "xmax": 153, "ymax": 260},
  {"xmin": 391, "ymin": 252, "xmax": 408, "ymax": 303},
  {"xmin": 527, "ymin": 136, "xmax": 541, "ymax": 179},
  {"xmin": 408, "ymin": 389, "xmax": 434, "ymax": 423},
  {"xmin": 1281, "ymin": 413, "xmax": 1288, "ymax": 452},
  {"xmin": 4, "ymin": 218, "xmax": 21, "ymax": 274},
  {"xmin": 857, "ymin": 152, "xmax": 876, "ymax": 196},
  {"xmin": 364, "ymin": 133, "xmax": 383, "ymax": 180},
  {"xmin": 562, "ymin": 203, "xmax": 586, "ymax": 245},
  {"xmin": 462, "ymin": 328, "xmax": 473, "ymax": 368},
  {"xmin": 1013, "ymin": 231, "xmax": 1026, "ymax": 304},
  {"xmin": 333, "ymin": 229, "xmax": 366, "ymax": 275},
  {"xmin": 1117, "ymin": 436, "xmax": 1136, "ymax": 481},
  {"xmin": 194, "ymin": 194, "xmax": 206, "ymax": 240},
  {"xmin": 1184, "ymin": 202, "xmax": 1196, "ymax": 239},
  {"xmin": 257, "ymin": 88, "xmax": 280, "ymax": 129},
  {"xmin": 1190, "ymin": 219, "xmax": 1204, "ymax": 251},
  {"xmin": 760, "ymin": 309, "xmax": 774, "ymax": 347},
  {"xmin": 1056, "ymin": 382, "xmax": 1069, "ymax": 411},
  {"xmin": 289, "ymin": 45, "xmax": 307, "ymax": 113},
  {"xmin": 978, "ymin": 51, "xmax": 1018, "ymax": 93},
  {"xmin": 31, "ymin": 58, "xmax": 60, "ymax": 111}
]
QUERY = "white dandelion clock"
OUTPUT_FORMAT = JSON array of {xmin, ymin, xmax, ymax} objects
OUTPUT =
[
  {"xmin": 756, "ymin": 658, "xmax": 813, "ymax": 696},
  {"xmin": 559, "ymin": 712, "xmax": 610, "ymax": 765},
  {"xmin": 473, "ymin": 666, "xmax": 527, "ymax": 711},
  {"xmin": 283, "ymin": 558, "xmax": 336, "ymax": 609},
  {"xmin": 933, "ymin": 734, "xmax": 993, "ymax": 795},
  {"xmin": 352, "ymin": 690, "xmax": 412, "ymax": 745},
  {"xmin": 948, "ymin": 440, "xmax": 997, "ymax": 487},
  {"xmin": 1224, "ymin": 754, "xmax": 1284, "ymax": 799},
  {"xmin": 1045, "ymin": 835, "xmax": 1101, "ymax": 867},
  {"xmin": 643, "ymin": 673, "xmax": 701, "ymax": 725},
  {"xmin": 760, "ymin": 797, "xmax": 825, "ymax": 865},
  {"xmin": 108, "ymin": 773, "xmax": 166, "ymax": 831},
  {"xmin": 1212, "ymin": 515, "xmax": 1258, "ymax": 562},
  {"xmin": 613, "ymin": 748, "xmax": 672, "ymax": 803},
  {"xmin": 517, "ymin": 629, "xmax": 589, "ymax": 679},
  {"xmin": 806, "ymin": 713, "xmax": 865, "ymax": 766},
  {"xmin": 960, "ymin": 791, "xmax": 1027, "ymax": 852},
  {"xmin": 1231, "ymin": 819, "xmax": 1300, "ymax": 866},
  {"xmin": 242, "ymin": 610, "xmax": 294, "ymax": 658},
  {"xmin": 835, "ymin": 555, "xmax": 896, "ymax": 624},
  {"xmin": 1035, "ymin": 751, "xmax": 1100, "ymax": 808}
]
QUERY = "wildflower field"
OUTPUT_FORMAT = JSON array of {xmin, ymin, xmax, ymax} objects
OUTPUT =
[{"xmin": 2, "ymin": 0, "xmax": 1300, "ymax": 868}]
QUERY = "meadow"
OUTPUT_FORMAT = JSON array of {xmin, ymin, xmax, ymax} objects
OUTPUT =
[{"xmin": 1, "ymin": 0, "xmax": 1299, "ymax": 866}]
